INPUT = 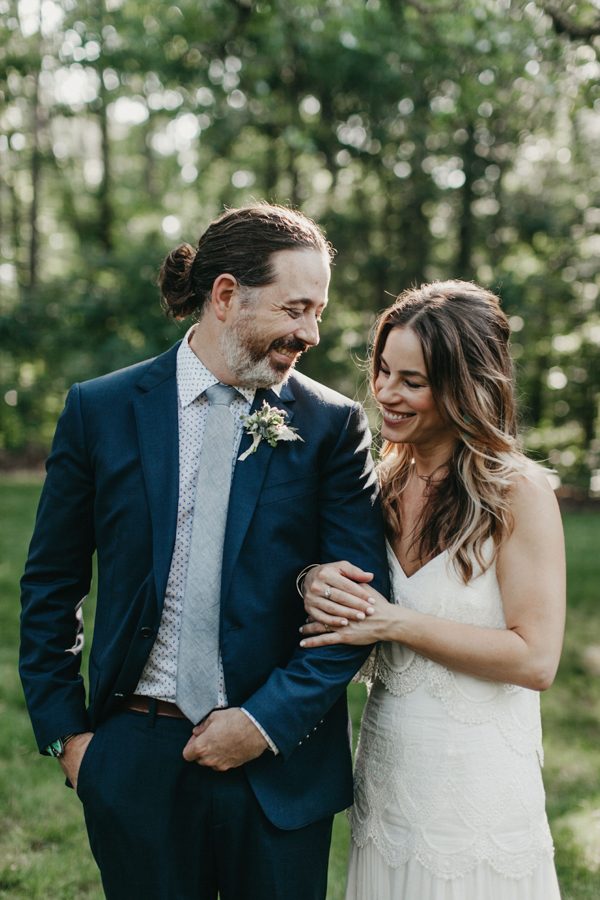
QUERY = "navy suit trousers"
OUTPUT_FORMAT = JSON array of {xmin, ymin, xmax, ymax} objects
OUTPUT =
[{"xmin": 76, "ymin": 708, "xmax": 333, "ymax": 900}]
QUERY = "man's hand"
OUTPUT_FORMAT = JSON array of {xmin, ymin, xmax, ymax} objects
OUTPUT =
[
  {"xmin": 58, "ymin": 731, "xmax": 95, "ymax": 792},
  {"xmin": 182, "ymin": 708, "xmax": 268, "ymax": 771}
]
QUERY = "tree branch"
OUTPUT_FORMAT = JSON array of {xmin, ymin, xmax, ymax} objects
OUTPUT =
[
  {"xmin": 401, "ymin": 0, "xmax": 461, "ymax": 14},
  {"xmin": 540, "ymin": 3, "xmax": 600, "ymax": 40}
]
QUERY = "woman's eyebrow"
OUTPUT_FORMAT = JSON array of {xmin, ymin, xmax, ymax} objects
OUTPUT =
[{"xmin": 380, "ymin": 355, "xmax": 427, "ymax": 378}]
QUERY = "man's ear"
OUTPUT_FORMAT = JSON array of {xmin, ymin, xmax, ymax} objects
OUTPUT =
[{"xmin": 211, "ymin": 273, "xmax": 238, "ymax": 322}]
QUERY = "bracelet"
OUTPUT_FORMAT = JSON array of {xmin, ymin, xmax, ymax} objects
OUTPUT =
[
  {"xmin": 45, "ymin": 732, "xmax": 79, "ymax": 758},
  {"xmin": 296, "ymin": 563, "xmax": 319, "ymax": 598}
]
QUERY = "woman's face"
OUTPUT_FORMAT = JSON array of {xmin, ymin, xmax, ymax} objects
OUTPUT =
[{"xmin": 374, "ymin": 326, "xmax": 455, "ymax": 453}]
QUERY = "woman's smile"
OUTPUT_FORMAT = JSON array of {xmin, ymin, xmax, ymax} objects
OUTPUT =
[{"xmin": 380, "ymin": 408, "xmax": 417, "ymax": 424}]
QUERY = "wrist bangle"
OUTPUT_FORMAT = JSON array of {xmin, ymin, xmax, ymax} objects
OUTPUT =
[
  {"xmin": 296, "ymin": 563, "xmax": 319, "ymax": 598},
  {"xmin": 45, "ymin": 733, "xmax": 79, "ymax": 758}
]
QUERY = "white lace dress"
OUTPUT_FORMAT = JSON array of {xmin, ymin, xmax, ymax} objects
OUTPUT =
[{"xmin": 345, "ymin": 542, "xmax": 561, "ymax": 900}]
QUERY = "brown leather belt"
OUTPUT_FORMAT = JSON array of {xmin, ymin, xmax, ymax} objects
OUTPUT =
[{"xmin": 123, "ymin": 694, "xmax": 188, "ymax": 719}]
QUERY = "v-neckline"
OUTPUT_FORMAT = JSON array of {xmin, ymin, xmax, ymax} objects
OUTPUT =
[{"xmin": 387, "ymin": 540, "xmax": 449, "ymax": 581}]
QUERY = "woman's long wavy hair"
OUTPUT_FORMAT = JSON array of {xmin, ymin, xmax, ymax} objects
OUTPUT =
[{"xmin": 371, "ymin": 280, "xmax": 528, "ymax": 583}]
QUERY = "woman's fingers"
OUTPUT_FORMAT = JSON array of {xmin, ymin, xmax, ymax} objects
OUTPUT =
[
  {"xmin": 302, "ymin": 562, "xmax": 379, "ymax": 628},
  {"xmin": 304, "ymin": 614, "xmax": 349, "ymax": 629},
  {"xmin": 328, "ymin": 575, "xmax": 373, "ymax": 602},
  {"xmin": 305, "ymin": 595, "xmax": 351, "ymax": 623},
  {"xmin": 314, "ymin": 562, "xmax": 374, "ymax": 600},
  {"xmin": 337, "ymin": 562, "xmax": 374, "ymax": 584},
  {"xmin": 299, "ymin": 631, "xmax": 341, "ymax": 649},
  {"xmin": 302, "ymin": 600, "xmax": 350, "ymax": 628},
  {"xmin": 308, "ymin": 582, "xmax": 375, "ymax": 620},
  {"xmin": 300, "ymin": 627, "xmax": 373, "ymax": 648},
  {"xmin": 300, "ymin": 592, "xmax": 387, "ymax": 649},
  {"xmin": 299, "ymin": 621, "xmax": 330, "ymax": 636}
]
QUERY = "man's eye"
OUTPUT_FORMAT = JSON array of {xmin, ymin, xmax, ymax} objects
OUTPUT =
[{"xmin": 284, "ymin": 308, "xmax": 302, "ymax": 319}]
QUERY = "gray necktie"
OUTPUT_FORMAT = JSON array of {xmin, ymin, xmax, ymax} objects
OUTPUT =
[{"xmin": 176, "ymin": 382, "xmax": 239, "ymax": 724}]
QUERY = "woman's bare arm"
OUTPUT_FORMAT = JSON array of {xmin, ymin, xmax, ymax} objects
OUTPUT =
[{"xmin": 301, "ymin": 468, "xmax": 566, "ymax": 691}]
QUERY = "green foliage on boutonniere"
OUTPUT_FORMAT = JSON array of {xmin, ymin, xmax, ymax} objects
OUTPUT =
[{"xmin": 238, "ymin": 400, "xmax": 303, "ymax": 461}]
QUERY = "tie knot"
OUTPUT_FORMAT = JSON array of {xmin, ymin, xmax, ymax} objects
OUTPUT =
[{"xmin": 204, "ymin": 383, "xmax": 239, "ymax": 407}]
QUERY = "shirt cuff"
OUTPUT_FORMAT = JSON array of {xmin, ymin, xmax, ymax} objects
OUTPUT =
[{"xmin": 240, "ymin": 708, "xmax": 279, "ymax": 755}]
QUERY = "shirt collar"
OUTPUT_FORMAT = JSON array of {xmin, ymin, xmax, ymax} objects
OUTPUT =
[{"xmin": 177, "ymin": 325, "xmax": 282, "ymax": 407}]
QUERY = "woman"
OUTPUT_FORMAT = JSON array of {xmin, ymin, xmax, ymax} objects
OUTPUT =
[{"xmin": 299, "ymin": 281, "xmax": 565, "ymax": 899}]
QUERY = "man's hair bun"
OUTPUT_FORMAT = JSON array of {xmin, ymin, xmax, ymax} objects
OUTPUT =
[{"xmin": 158, "ymin": 243, "xmax": 198, "ymax": 319}]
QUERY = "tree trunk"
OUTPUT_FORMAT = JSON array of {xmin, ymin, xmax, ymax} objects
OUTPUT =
[
  {"xmin": 97, "ymin": 74, "xmax": 113, "ymax": 253},
  {"xmin": 94, "ymin": 0, "xmax": 112, "ymax": 253},
  {"xmin": 456, "ymin": 122, "xmax": 476, "ymax": 280},
  {"xmin": 264, "ymin": 131, "xmax": 279, "ymax": 199},
  {"xmin": 28, "ymin": 67, "xmax": 42, "ymax": 289},
  {"xmin": 8, "ymin": 177, "xmax": 24, "ymax": 296},
  {"xmin": 142, "ymin": 119, "xmax": 158, "ymax": 202}
]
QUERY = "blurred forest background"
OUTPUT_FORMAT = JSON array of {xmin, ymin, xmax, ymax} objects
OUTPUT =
[
  {"xmin": 1, "ymin": 0, "xmax": 599, "ymax": 492},
  {"xmin": 2, "ymin": 4, "xmax": 600, "ymax": 897}
]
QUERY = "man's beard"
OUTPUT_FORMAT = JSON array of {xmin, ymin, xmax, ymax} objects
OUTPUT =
[{"xmin": 219, "ymin": 312, "xmax": 307, "ymax": 389}]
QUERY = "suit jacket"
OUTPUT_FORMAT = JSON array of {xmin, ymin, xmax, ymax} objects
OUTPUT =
[{"xmin": 20, "ymin": 341, "xmax": 389, "ymax": 829}]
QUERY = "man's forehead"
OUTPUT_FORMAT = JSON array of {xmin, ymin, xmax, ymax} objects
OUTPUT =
[{"xmin": 270, "ymin": 246, "xmax": 331, "ymax": 269}]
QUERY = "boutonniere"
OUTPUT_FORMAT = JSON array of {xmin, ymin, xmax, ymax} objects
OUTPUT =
[{"xmin": 238, "ymin": 400, "xmax": 303, "ymax": 461}]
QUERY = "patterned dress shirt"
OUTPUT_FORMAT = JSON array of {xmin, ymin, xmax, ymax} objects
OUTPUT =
[{"xmin": 136, "ymin": 327, "xmax": 278, "ymax": 751}]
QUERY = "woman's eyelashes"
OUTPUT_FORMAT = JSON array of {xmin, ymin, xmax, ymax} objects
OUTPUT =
[{"xmin": 378, "ymin": 367, "xmax": 425, "ymax": 390}]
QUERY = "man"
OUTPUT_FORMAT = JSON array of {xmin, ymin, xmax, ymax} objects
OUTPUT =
[{"xmin": 20, "ymin": 204, "xmax": 389, "ymax": 900}]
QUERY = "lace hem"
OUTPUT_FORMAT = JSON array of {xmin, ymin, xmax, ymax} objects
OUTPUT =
[
  {"xmin": 349, "ymin": 685, "xmax": 553, "ymax": 882},
  {"xmin": 350, "ymin": 820, "xmax": 556, "ymax": 881}
]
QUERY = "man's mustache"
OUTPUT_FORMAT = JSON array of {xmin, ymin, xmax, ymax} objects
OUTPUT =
[{"xmin": 270, "ymin": 337, "xmax": 308, "ymax": 354}]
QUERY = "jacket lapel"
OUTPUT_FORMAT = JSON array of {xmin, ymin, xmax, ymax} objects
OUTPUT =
[
  {"xmin": 221, "ymin": 380, "xmax": 296, "ymax": 601},
  {"xmin": 133, "ymin": 343, "xmax": 180, "ymax": 609},
  {"xmin": 133, "ymin": 352, "xmax": 297, "ymax": 609}
]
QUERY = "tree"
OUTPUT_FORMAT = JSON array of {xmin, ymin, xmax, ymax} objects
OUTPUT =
[{"xmin": 0, "ymin": 0, "xmax": 598, "ymax": 491}]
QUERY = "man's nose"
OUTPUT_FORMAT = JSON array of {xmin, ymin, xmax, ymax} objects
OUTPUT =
[{"xmin": 296, "ymin": 318, "xmax": 320, "ymax": 348}]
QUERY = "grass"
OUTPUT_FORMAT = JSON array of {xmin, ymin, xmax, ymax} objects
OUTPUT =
[{"xmin": 1, "ymin": 476, "xmax": 600, "ymax": 898}]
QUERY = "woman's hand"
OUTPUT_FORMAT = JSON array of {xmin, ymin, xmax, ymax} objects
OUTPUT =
[
  {"xmin": 302, "ymin": 560, "xmax": 378, "ymax": 630},
  {"xmin": 300, "ymin": 592, "xmax": 395, "ymax": 648},
  {"xmin": 300, "ymin": 469, "xmax": 566, "ymax": 687}
]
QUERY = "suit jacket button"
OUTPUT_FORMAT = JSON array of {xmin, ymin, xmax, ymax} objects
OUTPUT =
[{"xmin": 140, "ymin": 626, "xmax": 154, "ymax": 638}]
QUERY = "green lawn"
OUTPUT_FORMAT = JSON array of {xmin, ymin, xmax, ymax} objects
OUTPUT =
[{"xmin": 1, "ymin": 477, "xmax": 599, "ymax": 898}]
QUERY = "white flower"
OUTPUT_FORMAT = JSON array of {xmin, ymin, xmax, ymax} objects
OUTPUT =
[{"xmin": 238, "ymin": 400, "xmax": 303, "ymax": 461}]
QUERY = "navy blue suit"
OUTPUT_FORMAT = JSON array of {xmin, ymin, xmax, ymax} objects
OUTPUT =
[{"xmin": 20, "ymin": 342, "xmax": 389, "ymax": 897}]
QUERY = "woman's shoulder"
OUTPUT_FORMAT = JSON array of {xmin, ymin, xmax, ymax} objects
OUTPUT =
[
  {"xmin": 508, "ymin": 458, "xmax": 558, "ymax": 502},
  {"xmin": 505, "ymin": 457, "xmax": 562, "ymax": 536}
]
